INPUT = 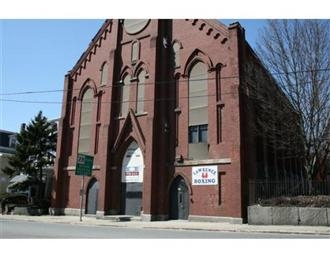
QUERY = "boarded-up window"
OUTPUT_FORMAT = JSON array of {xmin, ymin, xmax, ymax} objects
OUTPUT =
[
  {"xmin": 131, "ymin": 41, "xmax": 140, "ymax": 64},
  {"xmin": 121, "ymin": 74, "xmax": 131, "ymax": 117},
  {"xmin": 78, "ymin": 88, "xmax": 93, "ymax": 154},
  {"xmin": 188, "ymin": 61, "xmax": 208, "ymax": 159},
  {"xmin": 100, "ymin": 62, "xmax": 108, "ymax": 86},
  {"xmin": 136, "ymin": 70, "xmax": 146, "ymax": 113},
  {"xmin": 189, "ymin": 61, "xmax": 208, "ymax": 126}
]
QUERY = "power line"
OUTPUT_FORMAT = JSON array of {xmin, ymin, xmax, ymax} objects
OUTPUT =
[
  {"xmin": 0, "ymin": 91, "xmax": 236, "ymax": 105},
  {"xmin": 1, "ymin": 68, "xmax": 329, "ymax": 96},
  {"xmin": 0, "ymin": 89, "xmax": 63, "ymax": 96},
  {"xmin": 3, "ymin": 92, "xmax": 329, "ymax": 109},
  {"xmin": 0, "ymin": 73, "xmax": 234, "ymax": 96},
  {"xmin": 0, "ymin": 99, "xmax": 62, "ymax": 104},
  {"xmin": 1, "ymin": 79, "xmax": 330, "ymax": 105}
]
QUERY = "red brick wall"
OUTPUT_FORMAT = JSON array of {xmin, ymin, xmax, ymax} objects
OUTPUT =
[{"xmin": 53, "ymin": 19, "xmax": 253, "ymax": 219}]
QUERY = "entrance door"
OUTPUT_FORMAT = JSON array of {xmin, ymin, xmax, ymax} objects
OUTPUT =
[
  {"xmin": 121, "ymin": 141, "xmax": 144, "ymax": 216},
  {"xmin": 86, "ymin": 179, "xmax": 99, "ymax": 214},
  {"xmin": 170, "ymin": 176, "xmax": 189, "ymax": 220}
]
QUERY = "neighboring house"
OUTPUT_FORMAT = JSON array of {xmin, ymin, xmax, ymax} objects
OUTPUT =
[
  {"xmin": 0, "ymin": 130, "xmax": 17, "ymax": 194},
  {"xmin": 53, "ymin": 19, "xmax": 301, "ymax": 222}
]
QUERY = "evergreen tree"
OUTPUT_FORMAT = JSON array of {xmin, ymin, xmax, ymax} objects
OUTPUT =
[{"xmin": 3, "ymin": 111, "xmax": 57, "ymax": 199}]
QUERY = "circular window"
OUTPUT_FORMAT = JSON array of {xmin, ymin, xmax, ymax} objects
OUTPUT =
[{"xmin": 123, "ymin": 19, "xmax": 150, "ymax": 35}]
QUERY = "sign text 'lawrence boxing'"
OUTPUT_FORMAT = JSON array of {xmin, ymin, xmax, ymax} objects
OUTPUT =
[{"xmin": 192, "ymin": 166, "xmax": 218, "ymax": 185}]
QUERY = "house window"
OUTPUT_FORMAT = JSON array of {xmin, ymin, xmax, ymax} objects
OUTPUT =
[
  {"xmin": 100, "ymin": 62, "xmax": 108, "ymax": 86},
  {"xmin": 188, "ymin": 124, "xmax": 208, "ymax": 143},
  {"xmin": 136, "ymin": 70, "xmax": 146, "ymax": 113},
  {"xmin": 78, "ymin": 88, "xmax": 94, "ymax": 154},
  {"xmin": 188, "ymin": 126, "xmax": 198, "ymax": 143},
  {"xmin": 8, "ymin": 135, "xmax": 17, "ymax": 148},
  {"xmin": 120, "ymin": 74, "xmax": 131, "ymax": 117}
]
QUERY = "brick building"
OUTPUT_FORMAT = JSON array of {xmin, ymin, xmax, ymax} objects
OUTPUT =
[{"xmin": 52, "ymin": 19, "xmax": 299, "ymax": 222}]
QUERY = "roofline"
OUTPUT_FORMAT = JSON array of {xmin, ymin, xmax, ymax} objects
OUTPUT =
[
  {"xmin": 68, "ymin": 19, "xmax": 235, "ymax": 77},
  {"xmin": 68, "ymin": 19, "xmax": 112, "ymax": 76},
  {"xmin": 200, "ymin": 19, "xmax": 230, "ymax": 36},
  {"xmin": 0, "ymin": 129, "xmax": 17, "ymax": 134}
]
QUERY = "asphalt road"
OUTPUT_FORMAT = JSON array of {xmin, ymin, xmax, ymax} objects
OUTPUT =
[{"xmin": 0, "ymin": 219, "xmax": 327, "ymax": 239}]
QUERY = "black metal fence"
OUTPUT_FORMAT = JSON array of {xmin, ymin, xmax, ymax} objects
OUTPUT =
[{"xmin": 249, "ymin": 179, "xmax": 330, "ymax": 205}]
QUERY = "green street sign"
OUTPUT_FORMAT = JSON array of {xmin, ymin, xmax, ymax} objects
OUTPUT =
[{"xmin": 75, "ymin": 153, "xmax": 94, "ymax": 176}]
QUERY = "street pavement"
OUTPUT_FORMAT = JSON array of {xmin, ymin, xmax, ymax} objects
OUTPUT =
[{"xmin": 1, "ymin": 214, "xmax": 330, "ymax": 236}]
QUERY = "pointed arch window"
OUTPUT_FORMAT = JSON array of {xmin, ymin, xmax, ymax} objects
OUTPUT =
[
  {"xmin": 78, "ymin": 88, "xmax": 94, "ymax": 154},
  {"xmin": 188, "ymin": 61, "xmax": 208, "ymax": 159},
  {"xmin": 100, "ymin": 62, "xmax": 108, "ymax": 86},
  {"xmin": 121, "ymin": 74, "xmax": 131, "ymax": 117},
  {"xmin": 136, "ymin": 70, "xmax": 146, "ymax": 113}
]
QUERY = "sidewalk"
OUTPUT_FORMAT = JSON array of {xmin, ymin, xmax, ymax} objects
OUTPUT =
[{"xmin": 1, "ymin": 214, "xmax": 330, "ymax": 236}]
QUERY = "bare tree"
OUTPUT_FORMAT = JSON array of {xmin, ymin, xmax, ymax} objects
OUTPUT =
[{"xmin": 256, "ymin": 19, "xmax": 330, "ymax": 182}]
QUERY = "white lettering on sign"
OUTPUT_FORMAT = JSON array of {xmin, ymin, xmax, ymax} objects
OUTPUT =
[
  {"xmin": 77, "ymin": 154, "xmax": 85, "ymax": 165},
  {"xmin": 192, "ymin": 166, "xmax": 218, "ymax": 185},
  {"xmin": 125, "ymin": 171, "xmax": 139, "ymax": 176}
]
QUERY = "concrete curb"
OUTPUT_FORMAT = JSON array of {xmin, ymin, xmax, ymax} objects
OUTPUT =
[{"xmin": 1, "ymin": 214, "xmax": 330, "ymax": 236}]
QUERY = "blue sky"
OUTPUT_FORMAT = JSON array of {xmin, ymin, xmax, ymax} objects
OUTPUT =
[
  {"xmin": 1, "ymin": 20, "xmax": 105, "ymax": 132},
  {"xmin": 0, "ymin": 19, "xmax": 265, "ymax": 132}
]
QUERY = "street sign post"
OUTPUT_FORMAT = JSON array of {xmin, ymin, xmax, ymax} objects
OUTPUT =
[{"xmin": 75, "ymin": 153, "xmax": 94, "ymax": 221}]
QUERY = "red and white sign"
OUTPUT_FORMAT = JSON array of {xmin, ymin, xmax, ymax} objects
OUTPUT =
[
  {"xmin": 192, "ymin": 166, "xmax": 218, "ymax": 185},
  {"xmin": 121, "ymin": 142, "xmax": 144, "ymax": 183}
]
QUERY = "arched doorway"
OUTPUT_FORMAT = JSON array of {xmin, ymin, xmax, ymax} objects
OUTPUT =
[
  {"xmin": 121, "ymin": 141, "xmax": 144, "ymax": 216},
  {"xmin": 169, "ymin": 176, "xmax": 189, "ymax": 220},
  {"xmin": 86, "ymin": 179, "xmax": 99, "ymax": 215}
]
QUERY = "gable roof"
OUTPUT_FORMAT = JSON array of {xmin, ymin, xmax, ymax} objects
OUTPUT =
[{"xmin": 69, "ymin": 19, "xmax": 112, "ymax": 77}]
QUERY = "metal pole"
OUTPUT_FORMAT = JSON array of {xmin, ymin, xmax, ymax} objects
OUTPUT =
[{"xmin": 79, "ymin": 175, "xmax": 85, "ymax": 222}]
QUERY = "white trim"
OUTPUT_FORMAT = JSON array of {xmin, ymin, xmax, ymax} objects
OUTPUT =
[
  {"xmin": 64, "ymin": 165, "xmax": 100, "ymax": 171},
  {"xmin": 175, "ymin": 158, "xmax": 231, "ymax": 167}
]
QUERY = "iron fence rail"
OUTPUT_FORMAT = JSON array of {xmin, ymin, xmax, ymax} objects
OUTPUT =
[{"xmin": 249, "ymin": 179, "xmax": 330, "ymax": 204}]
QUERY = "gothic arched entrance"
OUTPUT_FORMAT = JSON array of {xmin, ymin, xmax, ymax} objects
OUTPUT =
[
  {"xmin": 121, "ymin": 141, "xmax": 144, "ymax": 216},
  {"xmin": 86, "ymin": 178, "xmax": 99, "ymax": 215},
  {"xmin": 169, "ymin": 176, "xmax": 189, "ymax": 220}
]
